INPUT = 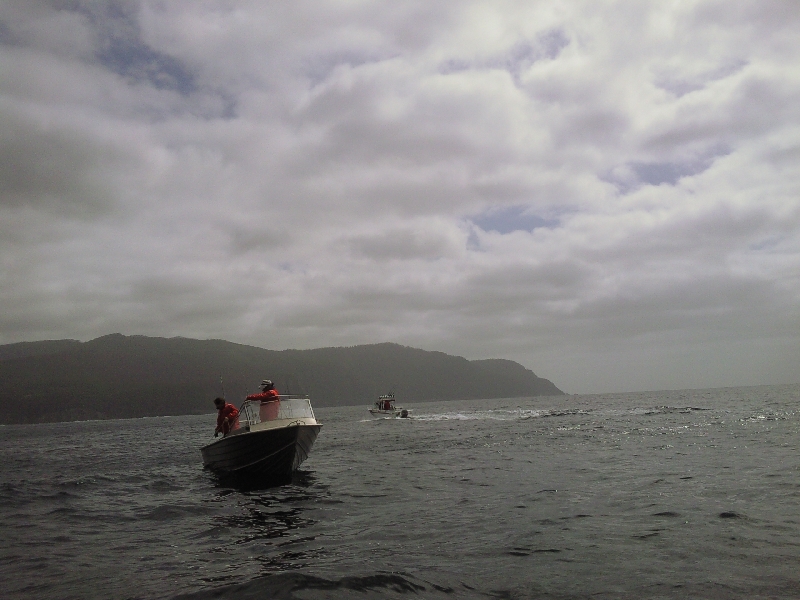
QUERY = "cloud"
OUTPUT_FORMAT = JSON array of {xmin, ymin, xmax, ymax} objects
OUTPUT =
[{"xmin": 0, "ymin": 1, "xmax": 799, "ymax": 393}]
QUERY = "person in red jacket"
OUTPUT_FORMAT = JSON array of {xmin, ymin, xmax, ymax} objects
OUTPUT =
[
  {"xmin": 246, "ymin": 379, "xmax": 280, "ymax": 402},
  {"xmin": 246, "ymin": 380, "xmax": 281, "ymax": 421},
  {"xmin": 213, "ymin": 397, "xmax": 239, "ymax": 437}
]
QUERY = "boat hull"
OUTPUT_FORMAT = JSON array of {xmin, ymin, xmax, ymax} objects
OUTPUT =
[
  {"xmin": 201, "ymin": 424, "xmax": 321, "ymax": 478},
  {"xmin": 369, "ymin": 408, "xmax": 400, "ymax": 417}
]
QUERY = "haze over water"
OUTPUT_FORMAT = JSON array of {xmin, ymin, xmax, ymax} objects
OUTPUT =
[{"xmin": 2, "ymin": 384, "xmax": 799, "ymax": 599}]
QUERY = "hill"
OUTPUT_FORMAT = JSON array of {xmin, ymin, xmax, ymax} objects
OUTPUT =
[{"xmin": 0, "ymin": 334, "xmax": 563, "ymax": 424}]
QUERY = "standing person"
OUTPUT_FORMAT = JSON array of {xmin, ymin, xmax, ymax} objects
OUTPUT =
[
  {"xmin": 213, "ymin": 397, "xmax": 239, "ymax": 437},
  {"xmin": 246, "ymin": 379, "xmax": 280, "ymax": 421},
  {"xmin": 246, "ymin": 379, "xmax": 280, "ymax": 401}
]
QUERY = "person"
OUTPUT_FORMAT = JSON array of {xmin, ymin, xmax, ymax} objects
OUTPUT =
[
  {"xmin": 246, "ymin": 379, "xmax": 281, "ymax": 422},
  {"xmin": 213, "ymin": 397, "xmax": 239, "ymax": 437},
  {"xmin": 246, "ymin": 379, "xmax": 280, "ymax": 402}
]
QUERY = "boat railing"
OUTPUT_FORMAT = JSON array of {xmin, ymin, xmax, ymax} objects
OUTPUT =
[{"xmin": 239, "ymin": 395, "xmax": 316, "ymax": 426}]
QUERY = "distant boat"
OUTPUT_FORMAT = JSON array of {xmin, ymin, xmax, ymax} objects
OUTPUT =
[
  {"xmin": 201, "ymin": 395, "xmax": 321, "ymax": 478},
  {"xmin": 369, "ymin": 393, "xmax": 408, "ymax": 418}
]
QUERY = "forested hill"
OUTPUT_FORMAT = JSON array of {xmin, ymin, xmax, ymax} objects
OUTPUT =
[{"xmin": 0, "ymin": 334, "xmax": 563, "ymax": 424}]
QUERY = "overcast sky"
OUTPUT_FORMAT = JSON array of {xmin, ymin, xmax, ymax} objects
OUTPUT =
[{"xmin": 1, "ymin": 1, "xmax": 798, "ymax": 394}]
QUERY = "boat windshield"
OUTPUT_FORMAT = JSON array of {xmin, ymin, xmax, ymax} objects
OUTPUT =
[
  {"xmin": 276, "ymin": 397, "xmax": 316, "ymax": 420},
  {"xmin": 240, "ymin": 396, "xmax": 316, "ymax": 426}
]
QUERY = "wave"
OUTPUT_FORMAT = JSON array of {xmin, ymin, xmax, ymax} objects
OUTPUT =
[
  {"xmin": 409, "ymin": 407, "xmax": 590, "ymax": 421},
  {"xmin": 171, "ymin": 571, "xmax": 481, "ymax": 600}
]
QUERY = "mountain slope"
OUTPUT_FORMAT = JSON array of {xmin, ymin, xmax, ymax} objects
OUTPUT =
[{"xmin": 0, "ymin": 334, "xmax": 563, "ymax": 424}]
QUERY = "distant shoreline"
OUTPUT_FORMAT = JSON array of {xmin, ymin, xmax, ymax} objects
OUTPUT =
[{"xmin": 0, "ymin": 334, "xmax": 563, "ymax": 425}]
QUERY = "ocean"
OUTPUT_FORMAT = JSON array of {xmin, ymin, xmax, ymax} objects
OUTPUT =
[{"xmin": 1, "ymin": 384, "xmax": 799, "ymax": 599}]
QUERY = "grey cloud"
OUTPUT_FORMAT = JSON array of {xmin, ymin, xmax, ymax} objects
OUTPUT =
[
  {"xmin": 302, "ymin": 50, "xmax": 398, "ymax": 87},
  {"xmin": 125, "ymin": 276, "xmax": 250, "ymax": 326},
  {"xmin": 644, "ymin": 73, "xmax": 800, "ymax": 153},
  {"xmin": 0, "ymin": 16, "xmax": 19, "ymax": 46},
  {"xmin": 570, "ymin": 274, "xmax": 790, "ymax": 337},
  {"xmin": 693, "ymin": 0, "xmax": 800, "ymax": 32},
  {"xmin": 466, "ymin": 260, "xmax": 590, "ymax": 306},
  {"xmin": 0, "ymin": 2, "xmax": 92, "ymax": 54},
  {"xmin": 566, "ymin": 205, "xmax": 794, "ymax": 277},
  {"xmin": 1, "ymin": 2, "xmax": 798, "ymax": 394},
  {"xmin": 0, "ymin": 110, "xmax": 119, "ymax": 216},
  {"xmin": 227, "ymin": 225, "xmax": 286, "ymax": 255},
  {"xmin": 544, "ymin": 102, "xmax": 630, "ymax": 147},
  {"xmin": 295, "ymin": 76, "xmax": 479, "ymax": 166},
  {"xmin": 346, "ymin": 228, "xmax": 459, "ymax": 261}
]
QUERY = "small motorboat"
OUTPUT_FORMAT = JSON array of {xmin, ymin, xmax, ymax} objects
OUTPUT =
[
  {"xmin": 201, "ymin": 395, "xmax": 322, "ymax": 479},
  {"xmin": 369, "ymin": 393, "xmax": 407, "ymax": 417}
]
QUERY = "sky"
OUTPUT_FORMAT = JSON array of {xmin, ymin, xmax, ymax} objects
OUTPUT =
[{"xmin": 1, "ymin": 1, "xmax": 799, "ymax": 394}]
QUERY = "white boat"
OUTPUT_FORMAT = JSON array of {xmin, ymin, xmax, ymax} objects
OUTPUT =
[
  {"xmin": 369, "ymin": 393, "xmax": 408, "ymax": 417},
  {"xmin": 201, "ymin": 395, "xmax": 321, "ymax": 479}
]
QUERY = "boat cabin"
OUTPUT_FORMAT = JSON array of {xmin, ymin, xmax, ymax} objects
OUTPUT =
[{"xmin": 375, "ymin": 394, "xmax": 395, "ymax": 411}]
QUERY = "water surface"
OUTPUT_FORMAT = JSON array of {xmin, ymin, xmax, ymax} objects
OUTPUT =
[{"xmin": 1, "ymin": 385, "xmax": 799, "ymax": 599}]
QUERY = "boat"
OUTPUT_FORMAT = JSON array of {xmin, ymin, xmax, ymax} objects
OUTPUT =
[
  {"xmin": 201, "ymin": 395, "xmax": 322, "ymax": 479},
  {"xmin": 369, "ymin": 393, "xmax": 408, "ymax": 417}
]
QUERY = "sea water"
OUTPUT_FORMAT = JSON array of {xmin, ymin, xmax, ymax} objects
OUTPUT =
[{"xmin": 1, "ymin": 384, "xmax": 799, "ymax": 599}]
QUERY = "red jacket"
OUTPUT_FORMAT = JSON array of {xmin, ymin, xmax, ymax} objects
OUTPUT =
[
  {"xmin": 215, "ymin": 402, "xmax": 240, "ymax": 434},
  {"xmin": 246, "ymin": 389, "xmax": 279, "ymax": 401}
]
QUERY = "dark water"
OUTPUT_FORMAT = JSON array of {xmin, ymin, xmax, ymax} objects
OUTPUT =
[{"xmin": 1, "ymin": 385, "xmax": 799, "ymax": 599}]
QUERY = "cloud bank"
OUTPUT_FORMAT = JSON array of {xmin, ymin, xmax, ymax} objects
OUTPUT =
[{"xmin": 1, "ymin": 1, "xmax": 798, "ymax": 393}]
